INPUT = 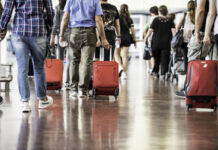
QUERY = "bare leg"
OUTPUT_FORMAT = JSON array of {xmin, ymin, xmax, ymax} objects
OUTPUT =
[
  {"xmin": 114, "ymin": 47, "xmax": 122, "ymax": 67},
  {"xmin": 121, "ymin": 47, "xmax": 129, "ymax": 73}
]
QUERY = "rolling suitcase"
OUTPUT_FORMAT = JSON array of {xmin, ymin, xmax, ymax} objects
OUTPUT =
[
  {"xmin": 185, "ymin": 45, "xmax": 218, "ymax": 111},
  {"xmin": 44, "ymin": 58, "xmax": 63, "ymax": 91},
  {"xmin": 92, "ymin": 47, "xmax": 119, "ymax": 100}
]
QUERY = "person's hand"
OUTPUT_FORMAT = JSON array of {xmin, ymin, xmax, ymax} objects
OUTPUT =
[
  {"xmin": 101, "ymin": 39, "xmax": 110, "ymax": 50},
  {"xmin": 50, "ymin": 38, "xmax": 55, "ymax": 47},
  {"xmin": 96, "ymin": 39, "xmax": 101, "ymax": 47},
  {"xmin": 0, "ymin": 29, "xmax": 7, "ymax": 41},
  {"xmin": 59, "ymin": 36, "xmax": 68, "ymax": 48},
  {"xmin": 203, "ymin": 34, "xmax": 211, "ymax": 45},
  {"xmin": 195, "ymin": 31, "xmax": 202, "ymax": 44}
]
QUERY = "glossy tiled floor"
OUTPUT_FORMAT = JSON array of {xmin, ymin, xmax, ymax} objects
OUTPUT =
[{"xmin": 0, "ymin": 56, "xmax": 218, "ymax": 150}]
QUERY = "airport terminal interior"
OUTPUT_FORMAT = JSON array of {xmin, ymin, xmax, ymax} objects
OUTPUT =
[{"xmin": 0, "ymin": 0, "xmax": 218, "ymax": 150}]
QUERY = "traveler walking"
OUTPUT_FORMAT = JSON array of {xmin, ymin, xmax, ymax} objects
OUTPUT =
[
  {"xmin": 59, "ymin": 0, "xmax": 109, "ymax": 98},
  {"xmin": 176, "ymin": 0, "xmax": 195, "ymax": 74},
  {"xmin": 143, "ymin": 6, "xmax": 159, "ymax": 74},
  {"xmin": 114, "ymin": 4, "xmax": 136, "ymax": 80},
  {"xmin": 145, "ymin": 5, "xmax": 176, "ymax": 79},
  {"xmin": 50, "ymin": 0, "xmax": 71, "ymax": 90},
  {"xmin": 0, "ymin": 0, "xmax": 54, "ymax": 112},
  {"xmin": 95, "ymin": 0, "xmax": 121, "ymax": 61},
  {"xmin": 175, "ymin": 0, "xmax": 217, "ymax": 98}
]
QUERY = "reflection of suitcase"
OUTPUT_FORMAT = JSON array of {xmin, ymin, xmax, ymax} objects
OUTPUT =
[
  {"xmin": 185, "ymin": 60, "xmax": 218, "ymax": 111},
  {"xmin": 92, "ymin": 48, "xmax": 119, "ymax": 100},
  {"xmin": 44, "ymin": 59, "xmax": 63, "ymax": 91}
]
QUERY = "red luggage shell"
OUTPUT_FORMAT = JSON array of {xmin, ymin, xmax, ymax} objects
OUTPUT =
[
  {"xmin": 44, "ymin": 59, "xmax": 63, "ymax": 90},
  {"xmin": 186, "ymin": 60, "xmax": 218, "ymax": 96},
  {"xmin": 185, "ymin": 60, "xmax": 218, "ymax": 110},
  {"xmin": 93, "ymin": 61, "xmax": 119, "ymax": 95}
]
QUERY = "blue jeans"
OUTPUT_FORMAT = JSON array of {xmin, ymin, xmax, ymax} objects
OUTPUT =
[{"xmin": 11, "ymin": 35, "xmax": 47, "ymax": 101}]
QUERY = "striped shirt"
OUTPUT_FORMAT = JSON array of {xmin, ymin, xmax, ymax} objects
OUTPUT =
[{"xmin": 0, "ymin": 0, "xmax": 54, "ymax": 37}]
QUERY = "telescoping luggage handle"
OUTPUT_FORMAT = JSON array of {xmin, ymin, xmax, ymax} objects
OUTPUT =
[{"xmin": 99, "ymin": 45, "xmax": 113, "ymax": 61}]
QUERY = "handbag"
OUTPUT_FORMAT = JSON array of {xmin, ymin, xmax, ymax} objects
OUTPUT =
[
  {"xmin": 143, "ymin": 46, "xmax": 151, "ymax": 60},
  {"xmin": 171, "ymin": 29, "xmax": 184, "ymax": 49},
  {"xmin": 171, "ymin": 13, "xmax": 187, "ymax": 49}
]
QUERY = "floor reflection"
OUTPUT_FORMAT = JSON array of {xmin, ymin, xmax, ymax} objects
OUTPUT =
[{"xmin": 0, "ymin": 58, "xmax": 218, "ymax": 150}]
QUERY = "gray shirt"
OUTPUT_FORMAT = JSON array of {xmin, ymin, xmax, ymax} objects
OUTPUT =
[{"xmin": 52, "ymin": 5, "xmax": 70, "ymax": 38}]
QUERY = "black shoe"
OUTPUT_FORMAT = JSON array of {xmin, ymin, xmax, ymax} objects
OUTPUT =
[
  {"xmin": 0, "ymin": 96, "xmax": 3, "ymax": 105},
  {"xmin": 175, "ymin": 90, "xmax": 186, "ymax": 98}
]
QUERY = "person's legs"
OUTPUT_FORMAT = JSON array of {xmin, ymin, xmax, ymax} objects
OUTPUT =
[
  {"xmin": 63, "ymin": 46, "xmax": 71, "ymax": 89},
  {"xmin": 30, "ymin": 36, "xmax": 53, "ymax": 109},
  {"xmin": 79, "ymin": 28, "xmax": 96, "ymax": 96},
  {"xmin": 152, "ymin": 49, "xmax": 161, "ymax": 76},
  {"xmin": 114, "ymin": 47, "xmax": 122, "ymax": 66},
  {"xmin": 121, "ymin": 46, "xmax": 129, "ymax": 73},
  {"xmin": 160, "ymin": 49, "xmax": 170, "ymax": 76},
  {"xmin": 69, "ymin": 28, "xmax": 82, "ymax": 94},
  {"xmin": 11, "ymin": 35, "xmax": 31, "ymax": 102},
  {"xmin": 181, "ymin": 42, "xmax": 188, "ymax": 73},
  {"xmin": 28, "ymin": 36, "xmax": 47, "ymax": 100}
]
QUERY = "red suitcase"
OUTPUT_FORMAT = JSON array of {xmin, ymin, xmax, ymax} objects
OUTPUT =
[
  {"xmin": 44, "ymin": 59, "xmax": 63, "ymax": 91},
  {"xmin": 92, "ymin": 47, "xmax": 119, "ymax": 100},
  {"xmin": 185, "ymin": 60, "xmax": 218, "ymax": 111}
]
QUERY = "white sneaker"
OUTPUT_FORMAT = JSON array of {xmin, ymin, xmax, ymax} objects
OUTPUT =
[
  {"xmin": 22, "ymin": 101, "xmax": 31, "ymax": 112},
  {"xmin": 78, "ymin": 91, "xmax": 87, "ymax": 98},
  {"xmin": 121, "ymin": 72, "xmax": 127, "ymax": 80},
  {"xmin": 38, "ymin": 96, "xmax": 53, "ymax": 109},
  {"xmin": 70, "ymin": 91, "xmax": 78, "ymax": 98}
]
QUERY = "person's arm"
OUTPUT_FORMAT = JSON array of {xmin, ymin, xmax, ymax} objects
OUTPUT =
[
  {"xmin": 115, "ymin": 19, "xmax": 121, "ymax": 43},
  {"xmin": 203, "ymin": 0, "xmax": 216, "ymax": 44},
  {"xmin": 59, "ymin": 12, "xmax": 70, "ymax": 43},
  {"xmin": 96, "ymin": 29, "xmax": 101, "ymax": 47},
  {"xmin": 176, "ymin": 13, "xmax": 185, "ymax": 32},
  {"xmin": 0, "ymin": 0, "xmax": 15, "ymax": 41},
  {"xmin": 95, "ymin": 15, "xmax": 109, "ymax": 49},
  {"xmin": 50, "ymin": 8, "xmax": 59, "ymax": 46},
  {"xmin": 195, "ymin": 0, "xmax": 207, "ymax": 43},
  {"xmin": 144, "ymin": 28, "xmax": 154, "ymax": 45}
]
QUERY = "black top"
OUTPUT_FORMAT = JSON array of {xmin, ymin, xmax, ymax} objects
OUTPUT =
[
  {"xmin": 150, "ymin": 17, "xmax": 175, "ymax": 50},
  {"xmin": 120, "ymin": 17, "xmax": 134, "ymax": 36},
  {"xmin": 101, "ymin": 3, "xmax": 119, "ymax": 32}
]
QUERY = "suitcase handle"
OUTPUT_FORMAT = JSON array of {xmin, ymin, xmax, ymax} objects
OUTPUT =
[{"xmin": 99, "ymin": 45, "xmax": 113, "ymax": 61}]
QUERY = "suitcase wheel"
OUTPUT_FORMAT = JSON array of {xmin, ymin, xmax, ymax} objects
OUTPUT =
[{"xmin": 114, "ymin": 88, "xmax": 119, "ymax": 100}]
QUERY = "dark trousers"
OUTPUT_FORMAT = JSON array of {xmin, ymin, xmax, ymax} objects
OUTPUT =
[
  {"xmin": 152, "ymin": 49, "xmax": 170, "ymax": 75},
  {"xmin": 181, "ymin": 42, "xmax": 188, "ymax": 73},
  {"xmin": 215, "ymin": 34, "xmax": 218, "ymax": 52}
]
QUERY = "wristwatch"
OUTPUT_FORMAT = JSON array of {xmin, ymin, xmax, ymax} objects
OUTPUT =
[{"xmin": 116, "ymin": 35, "xmax": 121, "ymax": 38}]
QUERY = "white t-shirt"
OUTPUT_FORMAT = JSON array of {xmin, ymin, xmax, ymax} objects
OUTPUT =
[{"xmin": 214, "ymin": 0, "xmax": 218, "ymax": 35}]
